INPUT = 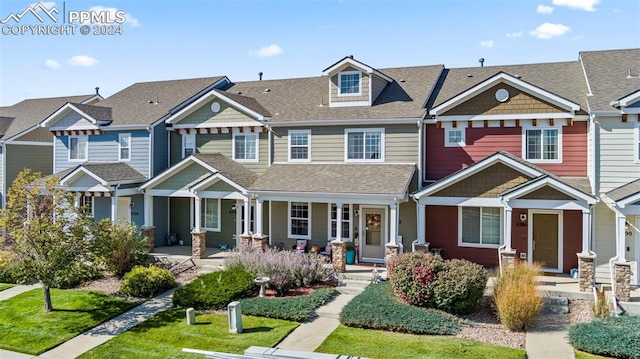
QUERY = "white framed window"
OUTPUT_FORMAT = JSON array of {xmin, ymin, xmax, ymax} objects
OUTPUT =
[
  {"xmin": 445, "ymin": 128, "xmax": 465, "ymax": 147},
  {"xmin": 200, "ymin": 198, "xmax": 220, "ymax": 231},
  {"xmin": 345, "ymin": 128, "xmax": 384, "ymax": 162},
  {"xmin": 182, "ymin": 132, "xmax": 196, "ymax": 158},
  {"xmin": 118, "ymin": 133, "xmax": 131, "ymax": 161},
  {"xmin": 338, "ymin": 71, "xmax": 361, "ymax": 96},
  {"xmin": 80, "ymin": 196, "xmax": 94, "ymax": 217},
  {"xmin": 459, "ymin": 207, "xmax": 502, "ymax": 248},
  {"xmin": 233, "ymin": 133, "xmax": 258, "ymax": 162},
  {"xmin": 288, "ymin": 202, "xmax": 311, "ymax": 239},
  {"xmin": 329, "ymin": 204, "xmax": 351, "ymax": 240},
  {"xmin": 288, "ymin": 130, "xmax": 311, "ymax": 162},
  {"xmin": 68, "ymin": 135, "xmax": 87, "ymax": 161},
  {"xmin": 241, "ymin": 204, "xmax": 255, "ymax": 233},
  {"xmin": 523, "ymin": 128, "xmax": 561, "ymax": 162}
]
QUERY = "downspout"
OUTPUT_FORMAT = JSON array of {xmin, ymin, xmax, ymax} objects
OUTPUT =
[
  {"xmin": 147, "ymin": 126, "xmax": 153, "ymax": 177},
  {"xmin": 417, "ymin": 120, "xmax": 423, "ymax": 190},
  {"xmin": 608, "ymin": 203, "xmax": 626, "ymax": 316}
]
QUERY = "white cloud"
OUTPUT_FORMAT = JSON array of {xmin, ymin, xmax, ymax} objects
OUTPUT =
[
  {"xmin": 88, "ymin": 6, "xmax": 141, "ymax": 27},
  {"xmin": 537, "ymin": 5, "xmax": 554, "ymax": 13},
  {"xmin": 43, "ymin": 59, "xmax": 60, "ymax": 69},
  {"xmin": 67, "ymin": 55, "xmax": 98, "ymax": 67},
  {"xmin": 251, "ymin": 44, "xmax": 283, "ymax": 58},
  {"xmin": 552, "ymin": 0, "xmax": 600, "ymax": 12},
  {"xmin": 480, "ymin": 40, "xmax": 494, "ymax": 48},
  {"xmin": 505, "ymin": 31, "xmax": 523, "ymax": 39},
  {"xmin": 529, "ymin": 23, "xmax": 570, "ymax": 39}
]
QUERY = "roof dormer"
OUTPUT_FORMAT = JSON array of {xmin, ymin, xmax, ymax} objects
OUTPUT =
[{"xmin": 322, "ymin": 56, "xmax": 393, "ymax": 108}]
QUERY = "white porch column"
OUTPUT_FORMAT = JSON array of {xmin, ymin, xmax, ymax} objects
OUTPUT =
[
  {"xmin": 503, "ymin": 206, "xmax": 513, "ymax": 251},
  {"xmin": 73, "ymin": 193, "xmax": 80, "ymax": 209},
  {"xmin": 235, "ymin": 199, "xmax": 242, "ymax": 241},
  {"xmin": 194, "ymin": 196, "xmax": 202, "ymax": 232},
  {"xmin": 335, "ymin": 203, "xmax": 343, "ymax": 241},
  {"xmin": 389, "ymin": 202, "xmax": 398, "ymax": 244},
  {"xmin": 581, "ymin": 209, "xmax": 591, "ymax": 255},
  {"xmin": 417, "ymin": 204, "xmax": 426, "ymax": 245},
  {"xmin": 144, "ymin": 194, "xmax": 154, "ymax": 227},
  {"xmin": 616, "ymin": 213, "xmax": 627, "ymax": 262},
  {"xmin": 243, "ymin": 197, "xmax": 250, "ymax": 234},
  {"xmin": 110, "ymin": 195, "xmax": 118, "ymax": 222},
  {"xmin": 255, "ymin": 198, "xmax": 264, "ymax": 236}
]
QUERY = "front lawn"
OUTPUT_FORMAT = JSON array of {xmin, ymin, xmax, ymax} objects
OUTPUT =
[
  {"xmin": 317, "ymin": 325, "xmax": 525, "ymax": 359},
  {"xmin": 0, "ymin": 283, "xmax": 13, "ymax": 291},
  {"xmin": 0, "ymin": 288, "xmax": 137, "ymax": 355},
  {"xmin": 79, "ymin": 308, "xmax": 299, "ymax": 359}
]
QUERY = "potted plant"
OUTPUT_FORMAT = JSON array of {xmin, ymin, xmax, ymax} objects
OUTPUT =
[{"xmin": 345, "ymin": 241, "xmax": 356, "ymax": 264}]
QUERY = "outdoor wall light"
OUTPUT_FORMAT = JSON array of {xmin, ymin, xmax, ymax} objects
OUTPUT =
[
  {"xmin": 229, "ymin": 204, "xmax": 237, "ymax": 214},
  {"xmin": 519, "ymin": 214, "xmax": 527, "ymax": 222},
  {"xmin": 354, "ymin": 209, "xmax": 359, "ymax": 217}
]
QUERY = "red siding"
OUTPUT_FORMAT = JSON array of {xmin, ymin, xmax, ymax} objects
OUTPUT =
[
  {"xmin": 425, "ymin": 122, "xmax": 587, "ymax": 180},
  {"xmin": 563, "ymin": 210, "xmax": 582, "ymax": 273}
]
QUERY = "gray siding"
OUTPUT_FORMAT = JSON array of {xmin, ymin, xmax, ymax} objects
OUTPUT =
[
  {"xmin": 153, "ymin": 196, "xmax": 169, "ymax": 246},
  {"xmin": 399, "ymin": 201, "xmax": 417, "ymax": 250},
  {"xmin": 70, "ymin": 175, "xmax": 100, "ymax": 188},
  {"xmin": 169, "ymin": 131, "xmax": 182, "ymax": 166},
  {"xmin": 330, "ymin": 67, "xmax": 370, "ymax": 104},
  {"xmin": 204, "ymin": 199, "xmax": 237, "ymax": 248},
  {"xmin": 272, "ymin": 124, "xmax": 419, "ymax": 164},
  {"xmin": 93, "ymin": 197, "xmax": 111, "ymax": 221},
  {"xmin": 179, "ymin": 99, "xmax": 257, "ymax": 125},
  {"xmin": 52, "ymin": 111, "xmax": 93, "ymax": 129},
  {"xmin": 6, "ymin": 144, "xmax": 53, "ymax": 191},
  {"xmin": 598, "ymin": 117, "xmax": 640, "ymax": 193},
  {"xmin": 169, "ymin": 197, "xmax": 191, "ymax": 246},
  {"xmin": 153, "ymin": 123, "xmax": 169, "ymax": 175},
  {"xmin": 15, "ymin": 127, "xmax": 54, "ymax": 142}
]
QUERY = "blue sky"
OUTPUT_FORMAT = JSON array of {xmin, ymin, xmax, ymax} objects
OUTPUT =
[{"xmin": 0, "ymin": 0, "xmax": 638, "ymax": 106}]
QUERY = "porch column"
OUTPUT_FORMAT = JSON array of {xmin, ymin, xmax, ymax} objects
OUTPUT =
[
  {"xmin": 73, "ymin": 193, "xmax": 80, "ymax": 209},
  {"xmin": 385, "ymin": 202, "xmax": 401, "ymax": 265},
  {"xmin": 143, "ymin": 194, "xmax": 154, "ymax": 227},
  {"xmin": 335, "ymin": 203, "xmax": 343, "ymax": 241},
  {"xmin": 252, "ymin": 198, "xmax": 268, "ymax": 252},
  {"xmin": 581, "ymin": 209, "xmax": 591, "ymax": 255},
  {"xmin": 110, "ymin": 195, "xmax": 118, "ymax": 222},
  {"xmin": 499, "ymin": 204, "xmax": 516, "ymax": 272},
  {"xmin": 194, "ymin": 196, "xmax": 202, "ymax": 232},
  {"xmin": 616, "ymin": 213, "xmax": 627, "ymax": 262},
  {"xmin": 417, "ymin": 204, "xmax": 426, "ymax": 244},
  {"xmin": 240, "ymin": 197, "xmax": 252, "ymax": 249},
  {"xmin": 503, "ymin": 206, "xmax": 513, "ymax": 251},
  {"xmin": 255, "ymin": 198, "xmax": 264, "ymax": 235}
]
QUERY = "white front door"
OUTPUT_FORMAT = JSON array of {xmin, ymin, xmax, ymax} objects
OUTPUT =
[
  {"xmin": 117, "ymin": 197, "xmax": 131, "ymax": 223},
  {"xmin": 360, "ymin": 207, "xmax": 386, "ymax": 262}
]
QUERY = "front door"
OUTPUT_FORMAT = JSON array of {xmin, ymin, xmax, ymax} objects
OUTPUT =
[
  {"xmin": 361, "ymin": 208, "xmax": 385, "ymax": 262},
  {"xmin": 531, "ymin": 211, "xmax": 560, "ymax": 271},
  {"xmin": 117, "ymin": 197, "xmax": 131, "ymax": 223}
]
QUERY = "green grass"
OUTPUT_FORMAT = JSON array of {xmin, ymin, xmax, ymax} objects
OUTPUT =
[
  {"xmin": 79, "ymin": 309, "xmax": 299, "ymax": 359},
  {"xmin": 317, "ymin": 325, "xmax": 525, "ymax": 359},
  {"xmin": 0, "ymin": 283, "xmax": 13, "ymax": 291},
  {"xmin": 0, "ymin": 288, "xmax": 137, "ymax": 355},
  {"xmin": 575, "ymin": 350, "xmax": 613, "ymax": 358}
]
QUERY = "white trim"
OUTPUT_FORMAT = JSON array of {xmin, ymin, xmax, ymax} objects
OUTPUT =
[
  {"xmin": 165, "ymin": 89, "xmax": 266, "ymax": 124},
  {"xmin": 182, "ymin": 132, "xmax": 196, "ymax": 158},
  {"xmin": 528, "ymin": 209, "xmax": 563, "ymax": 273},
  {"xmin": 41, "ymin": 103, "xmax": 100, "ymax": 128},
  {"xmin": 118, "ymin": 133, "xmax": 131, "ymax": 162},
  {"xmin": 510, "ymin": 199, "xmax": 588, "ymax": 211},
  {"xmin": 329, "ymin": 101, "xmax": 371, "ymax": 108},
  {"xmin": 288, "ymin": 201, "xmax": 311, "ymax": 239},
  {"xmin": 328, "ymin": 203, "xmax": 353, "ymax": 241},
  {"xmin": 432, "ymin": 112, "xmax": 577, "ymax": 122},
  {"xmin": 344, "ymin": 128, "xmax": 385, "ymax": 162},
  {"xmin": 458, "ymin": 206, "xmax": 503, "ymax": 249},
  {"xmin": 4, "ymin": 141, "xmax": 53, "ymax": 147},
  {"xmin": 613, "ymin": 90, "xmax": 640, "ymax": 108},
  {"xmin": 191, "ymin": 172, "xmax": 249, "ymax": 195},
  {"xmin": 67, "ymin": 134, "xmax": 88, "ymax": 162},
  {"xmin": 200, "ymin": 198, "xmax": 221, "ymax": 232},
  {"xmin": 232, "ymin": 133, "xmax": 259, "ymax": 163},
  {"xmin": 171, "ymin": 122, "xmax": 265, "ymax": 130},
  {"xmin": 141, "ymin": 155, "xmax": 218, "ymax": 190},
  {"xmin": 148, "ymin": 125, "xmax": 154, "ymax": 179},
  {"xmin": 322, "ymin": 57, "xmax": 393, "ymax": 82},
  {"xmin": 255, "ymin": 192, "xmax": 405, "ymax": 206},
  {"xmin": 420, "ymin": 197, "xmax": 503, "ymax": 207},
  {"xmin": 145, "ymin": 189, "xmax": 196, "ymax": 198},
  {"xmin": 359, "ymin": 205, "xmax": 388, "ymax": 263},
  {"xmin": 501, "ymin": 176, "xmax": 596, "ymax": 205},
  {"xmin": 60, "ymin": 167, "xmax": 107, "ymax": 186},
  {"xmin": 267, "ymin": 117, "xmax": 422, "ymax": 127},
  {"xmin": 444, "ymin": 128, "xmax": 466, "ymax": 147},
  {"xmin": 287, "ymin": 129, "xmax": 311, "ymax": 163},
  {"xmin": 80, "ymin": 195, "xmax": 95, "ymax": 217},
  {"xmin": 522, "ymin": 127, "xmax": 562, "ymax": 163},
  {"xmin": 337, "ymin": 71, "xmax": 362, "ymax": 97}
]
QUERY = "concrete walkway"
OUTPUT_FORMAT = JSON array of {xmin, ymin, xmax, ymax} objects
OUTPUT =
[
  {"xmin": 525, "ymin": 297, "xmax": 575, "ymax": 359},
  {"xmin": 0, "ymin": 283, "xmax": 42, "ymax": 301}
]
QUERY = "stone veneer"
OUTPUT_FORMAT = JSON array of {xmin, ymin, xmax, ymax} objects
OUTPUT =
[
  {"xmin": 251, "ymin": 234, "xmax": 269, "ymax": 252},
  {"xmin": 191, "ymin": 230, "xmax": 206, "ymax": 259},
  {"xmin": 577, "ymin": 253, "xmax": 596, "ymax": 292},
  {"xmin": 331, "ymin": 240, "xmax": 346, "ymax": 273},
  {"xmin": 412, "ymin": 242, "xmax": 430, "ymax": 254},
  {"xmin": 385, "ymin": 243, "xmax": 401, "ymax": 268},
  {"xmin": 240, "ymin": 234, "xmax": 252, "ymax": 250},
  {"xmin": 614, "ymin": 261, "xmax": 632, "ymax": 302},
  {"xmin": 141, "ymin": 226, "xmax": 155, "ymax": 253}
]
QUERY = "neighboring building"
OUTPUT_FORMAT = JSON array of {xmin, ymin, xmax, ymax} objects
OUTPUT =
[
  {"xmin": 413, "ymin": 62, "xmax": 597, "ymax": 274},
  {"xmin": 0, "ymin": 93, "xmax": 101, "ymax": 207},
  {"xmin": 581, "ymin": 48, "xmax": 640, "ymax": 284},
  {"xmin": 39, "ymin": 76, "xmax": 230, "ymax": 244}
]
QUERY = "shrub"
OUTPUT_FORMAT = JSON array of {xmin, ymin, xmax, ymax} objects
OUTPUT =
[
  {"xmin": 50, "ymin": 261, "xmax": 101, "ymax": 289},
  {"xmin": 93, "ymin": 219, "xmax": 149, "ymax": 278},
  {"xmin": 241, "ymin": 287, "xmax": 337, "ymax": 322},
  {"xmin": 387, "ymin": 251, "xmax": 444, "ymax": 307},
  {"xmin": 493, "ymin": 262, "xmax": 542, "ymax": 331},
  {"xmin": 120, "ymin": 266, "xmax": 176, "ymax": 297},
  {"xmin": 173, "ymin": 268, "xmax": 255, "ymax": 310},
  {"xmin": 569, "ymin": 315, "xmax": 640, "ymax": 359},
  {"xmin": 428, "ymin": 259, "xmax": 488, "ymax": 314},
  {"xmin": 591, "ymin": 286, "xmax": 611, "ymax": 318},
  {"xmin": 340, "ymin": 281, "xmax": 461, "ymax": 335},
  {"xmin": 224, "ymin": 248, "xmax": 334, "ymax": 295},
  {"xmin": 0, "ymin": 250, "xmax": 18, "ymax": 283}
]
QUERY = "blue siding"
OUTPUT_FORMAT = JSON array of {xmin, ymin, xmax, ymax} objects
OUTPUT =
[
  {"xmin": 130, "ymin": 194, "xmax": 144, "ymax": 228},
  {"xmin": 93, "ymin": 197, "xmax": 111, "ymax": 221},
  {"xmin": 54, "ymin": 136, "xmax": 73, "ymax": 173},
  {"xmin": 153, "ymin": 197, "xmax": 169, "ymax": 246},
  {"xmin": 153, "ymin": 123, "xmax": 169, "ymax": 175}
]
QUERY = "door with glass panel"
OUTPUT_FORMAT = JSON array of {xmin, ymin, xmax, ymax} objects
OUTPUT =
[{"xmin": 361, "ymin": 208, "xmax": 385, "ymax": 261}]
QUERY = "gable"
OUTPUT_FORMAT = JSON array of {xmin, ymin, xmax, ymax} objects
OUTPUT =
[
  {"xmin": 202, "ymin": 179, "xmax": 239, "ymax": 192},
  {"xmin": 518, "ymin": 185, "xmax": 574, "ymax": 200},
  {"xmin": 176, "ymin": 98, "xmax": 258, "ymax": 126},
  {"xmin": 629, "ymin": 100, "xmax": 640, "ymax": 109},
  {"xmin": 330, "ymin": 66, "xmax": 370, "ymax": 104},
  {"xmin": 432, "ymin": 162, "xmax": 531, "ymax": 198},
  {"xmin": 50, "ymin": 110, "xmax": 98, "ymax": 131},
  {"xmin": 154, "ymin": 162, "xmax": 212, "ymax": 190},
  {"xmin": 64, "ymin": 172, "xmax": 102, "ymax": 188},
  {"xmin": 442, "ymin": 83, "xmax": 566, "ymax": 117}
]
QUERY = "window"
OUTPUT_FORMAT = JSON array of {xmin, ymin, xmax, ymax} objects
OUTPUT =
[
  {"xmin": 329, "ymin": 204, "xmax": 351, "ymax": 240},
  {"xmin": 233, "ymin": 134, "xmax": 258, "ymax": 162},
  {"xmin": 338, "ymin": 71, "xmax": 361, "ymax": 95},
  {"xmin": 288, "ymin": 130, "xmax": 310, "ymax": 162},
  {"xmin": 289, "ymin": 202, "xmax": 310, "ymax": 239},
  {"xmin": 345, "ymin": 129, "xmax": 384, "ymax": 161},
  {"xmin": 525, "ymin": 128, "xmax": 560, "ymax": 161},
  {"xmin": 241, "ymin": 205, "xmax": 255, "ymax": 233},
  {"xmin": 80, "ymin": 196, "xmax": 94, "ymax": 217},
  {"xmin": 182, "ymin": 132, "xmax": 196, "ymax": 158},
  {"xmin": 119, "ymin": 133, "xmax": 131, "ymax": 161},
  {"xmin": 445, "ymin": 128, "xmax": 465, "ymax": 147},
  {"xmin": 200, "ymin": 198, "xmax": 220, "ymax": 231},
  {"xmin": 460, "ymin": 207, "xmax": 501, "ymax": 247},
  {"xmin": 69, "ymin": 135, "xmax": 87, "ymax": 161}
]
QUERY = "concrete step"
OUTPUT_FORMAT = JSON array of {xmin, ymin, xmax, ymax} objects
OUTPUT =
[{"xmin": 540, "ymin": 296, "xmax": 569, "ymax": 315}]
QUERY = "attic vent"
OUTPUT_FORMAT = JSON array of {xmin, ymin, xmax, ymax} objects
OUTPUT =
[
  {"xmin": 514, "ymin": 74, "xmax": 522, "ymax": 79},
  {"xmin": 263, "ymin": 88, "xmax": 271, "ymax": 93},
  {"xmin": 399, "ymin": 79, "xmax": 406, "ymax": 83},
  {"xmin": 148, "ymin": 96, "xmax": 159, "ymax": 105},
  {"xmin": 466, "ymin": 74, "xmax": 473, "ymax": 78},
  {"xmin": 236, "ymin": 91, "xmax": 242, "ymax": 95},
  {"xmin": 628, "ymin": 68, "xmax": 638, "ymax": 79},
  {"xmin": 348, "ymin": 55, "xmax": 354, "ymax": 59}
]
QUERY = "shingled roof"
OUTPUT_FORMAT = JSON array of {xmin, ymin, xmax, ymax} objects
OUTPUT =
[
  {"xmin": 192, "ymin": 153, "xmax": 259, "ymax": 190},
  {"xmin": 580, "ymin": 48, "xmax": 640, "ymax": 112}
]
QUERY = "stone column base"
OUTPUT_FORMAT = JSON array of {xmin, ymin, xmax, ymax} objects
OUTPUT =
[
  {"xmin": 251, "ymin": 234, "xmax": 269, "ymax": 252},
  {"xmin": 385, "ymin": 243, "xmax": 401, "ymax": 267},
  {"xmin": 239, "ymin": 234, "xmax": 252, "ymax": 251},
  {"xmin": 614, "ymin": 261, "xmax": 632, "ymax": 302},
  {"xmin": 500, "ymin": 249, "xmax": 517, "ymax": 271},
  {"xmin": 413, "ymin": 242, "xmax": 430, "ymax": 253},
  {"xmin": 331, "ymin": 240, "xmax": 346, "ymax": 273},
  {"xmin": 577, "ymin": 253, "xmax": 596, "ymax": 292},
  {"xmin": 141, "ymin": 226, "xmax": 155, "ymax": 253},
  {"xmin": 191, "ymin": 230, "xmax": 206, "ymax": 259}
]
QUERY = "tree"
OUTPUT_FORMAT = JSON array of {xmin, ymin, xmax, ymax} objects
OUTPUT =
[{"xmin": 0, "ymin": 169, "xmax": 95, "ymax": 312}]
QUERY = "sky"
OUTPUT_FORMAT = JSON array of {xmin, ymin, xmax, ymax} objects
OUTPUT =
[{"xmin": 0, "ymin": 0, "xmax": 639, "ymax": 106}]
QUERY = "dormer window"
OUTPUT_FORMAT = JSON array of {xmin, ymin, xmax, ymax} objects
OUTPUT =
[{"xmin": 338, "ymin": 71, "xmax": 361, "ymax": 96}]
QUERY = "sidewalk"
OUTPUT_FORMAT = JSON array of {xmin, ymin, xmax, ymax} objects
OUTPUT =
[{"xmin": 0, "ymin": 283, "xmax": 42, "ymax": 301}]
